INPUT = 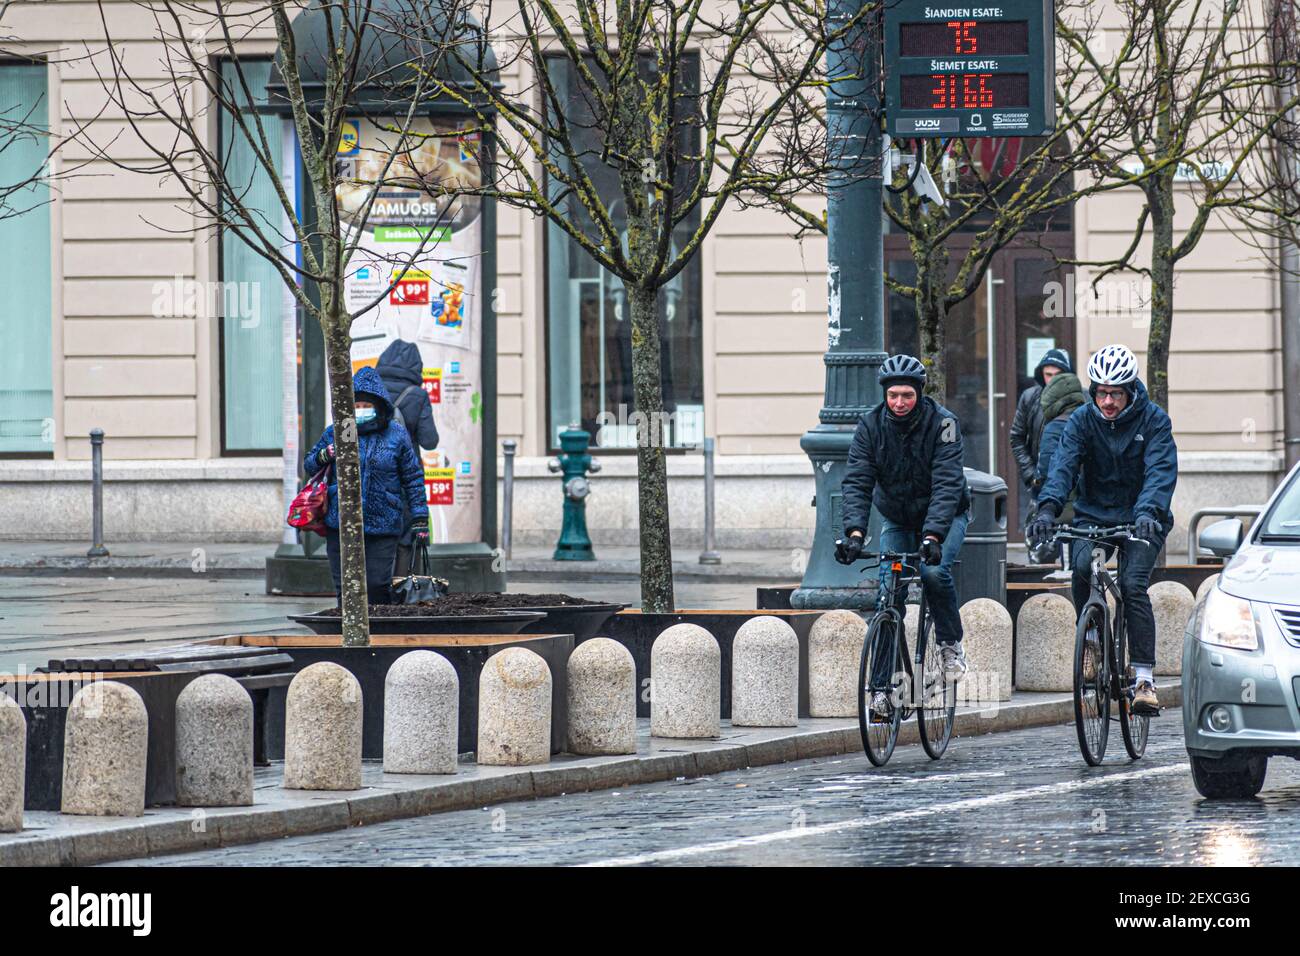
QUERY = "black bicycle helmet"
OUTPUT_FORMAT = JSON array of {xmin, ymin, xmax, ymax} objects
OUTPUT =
[{"xmin": 877, "ymin": 353, "xmax": 927, "ymax": 391}]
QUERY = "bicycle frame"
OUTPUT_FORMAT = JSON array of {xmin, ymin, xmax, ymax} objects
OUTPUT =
[{"xmin": 862, "ymin": 551, "xmax": 929, "ymax": 710}]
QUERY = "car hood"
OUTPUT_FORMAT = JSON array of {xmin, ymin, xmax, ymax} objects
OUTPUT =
[{"xmin": 1219, "ymin": 543, "xmax": 1300, "ymax": 605}]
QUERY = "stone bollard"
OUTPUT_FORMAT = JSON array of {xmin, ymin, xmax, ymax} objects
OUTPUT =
[
  {"xmin": 1195, "ymin": 573, "xmax": 1220, "ymax": 605},
  {"xmin": 731, "ymin": 616, "xmax": 799, "ymax": 727},
  {"xmin": 808, "ymin": 610, "xmax": 866, "ymax": 717},
  {"xmin": 567, "ymin": 638, "xmax": 637, "ymax": 755},
  {"xmin": 175, "ymin": 674, "xmax": 254, "ymax": 807},
  {"xmin": 478, "ymin": 647, "xmax": 552, "ymax": 765},
  {"xmin": 1014, "ymin": 593, "xmax": 1077, "ymax": 692},
  {"xmin": 62, "ymin": 681, "xmax": 148, "ymax": 817},
  {"xmin": 650, "ymin": 624, "xmax": 720, "ymax": 738},
  {"xmin": 1150, "ymin": 580, "xmax": 1194, "ymax": 677},
  {"xmin": 1, "ymin": 695, "xmax": 25, "ymax": 832},
  {"xmin": 283, "ymin": 662, "xmax": 363, "ymax": 791},
  {"xmin": 384, "ymin": 651, "xmax": 459, "ymax": 774},
  {"xmin": 957, "ymin": 598, "xmax": 1013, "ymax": 702}
]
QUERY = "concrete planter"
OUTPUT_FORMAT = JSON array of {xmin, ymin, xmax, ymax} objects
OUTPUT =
[{"xmin": 591, "ymin": 609, "xmax": 824, "ymax": 719}]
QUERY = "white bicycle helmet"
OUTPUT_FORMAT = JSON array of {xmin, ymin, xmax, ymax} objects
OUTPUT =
[{"xmin": 1086, "ymin": 344, "xmax": 1139, "ymax": 387}]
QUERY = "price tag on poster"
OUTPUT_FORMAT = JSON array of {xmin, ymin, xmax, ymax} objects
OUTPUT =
[
  {"xmin": 425, "ymin": 467, "xmax": 456, "ymax": 506},
  {"xmin": 422, "ymin": 367, "xmax": 442, "ymax": 404}
]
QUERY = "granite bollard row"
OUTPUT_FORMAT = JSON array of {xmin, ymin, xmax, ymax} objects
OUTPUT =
[
  {"xmin": 384, "ymin": 650, "xmax": 459, "ymax": 775},
  {"xmin": 0, "ymin": 695, "xmax": 24, "ymax": 833},
  {"xmin": 808, "ymin": 610, "xmax": 867, "ymax": 717},
  {"xmin": 1150, "ymin": 580, "xmax": 1194, "ymax": 676},
  {"xmin": 568, "ymin": 638, "xmax": 637, "ymax": 755},
  {"xmin": 62, "ymin": 681, "xmax": 148, "ymax": 817},
  {"xmin": 731, "ymin": 616, "xmax": 799, "ymax": 728},
  {"xmin": 284, "ymin": 662, "xmax": 364, "ymax": 791},
  {"xmin": 957, "ymin": 598, "xmax": 1013, "ymax": 702},
  {"xmin": 478, "ymin": 646, "xmax": 552, "ymax": 766},
  {"xmin": 650, "ymin": 623, "xmax": 721, "ymax": 738},
  {"xmin": 1014, "ymin": 593, "xmax": 1077, "ymax": 692},
  {"xmin": 175, "ymin": 674, "xmax": 254, "ymax": 807}
]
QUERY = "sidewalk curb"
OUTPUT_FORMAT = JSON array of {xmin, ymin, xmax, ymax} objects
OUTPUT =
[{"xmin": 0, "ymin": 683, "xmax": 1181, "ymax": 866}]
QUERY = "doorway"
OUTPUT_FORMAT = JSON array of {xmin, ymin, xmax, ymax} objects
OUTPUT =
[{"xmin": 884, "ymin": 237, "xmax": 1076, "ymax": 541}]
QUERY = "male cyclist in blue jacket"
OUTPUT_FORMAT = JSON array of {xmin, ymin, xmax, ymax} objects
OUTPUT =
[
  {"xmin": 1028, "ymin": 344, "xmax": 1178, "ymax": 714},
  {"xmin": 835, "ymin": 354, "xmax": 972, "ymax": 718}
]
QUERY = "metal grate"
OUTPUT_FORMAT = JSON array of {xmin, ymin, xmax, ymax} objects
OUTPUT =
[{"xmin": 1274, "ymin": 606, "xmax": 1300, "ymax": 648}]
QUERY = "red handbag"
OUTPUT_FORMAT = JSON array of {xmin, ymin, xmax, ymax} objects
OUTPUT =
[{"xmin": 287, "ymin": 466, "xmax": 330, "ymax": 535}]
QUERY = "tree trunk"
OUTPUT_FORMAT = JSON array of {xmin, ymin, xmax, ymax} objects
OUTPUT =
[
  {"xmin": 916, "ymin": 252, "xmax": 948, "ymax": 400},
  {"xmin": 627, "ymin": 281, "xmax": 675, "ymax": 613},
  {"xmin": 1147, "ymin": 182, "xmax": 1175, "ymax": 409},
  {"xmin": 321, "ymin": 285, "xmax": 370, "ymax": 647}
]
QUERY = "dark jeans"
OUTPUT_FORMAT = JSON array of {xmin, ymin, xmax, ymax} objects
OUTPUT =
[
  {"xmin": 871, "ymin": 513, "xmax": 968, "ymax": 687},
  {"xmin": 1068, "ymin": 524, "xmax": 1165, "ymax": 667},
  {"xmin": 324, "ymin": 530, "xmax": 400, "ymax": 605}
]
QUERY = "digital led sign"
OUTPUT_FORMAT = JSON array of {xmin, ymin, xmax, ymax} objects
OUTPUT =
[{"xmin": 884, "ymin": 1, "xmax": 1056, "ymax": 138}]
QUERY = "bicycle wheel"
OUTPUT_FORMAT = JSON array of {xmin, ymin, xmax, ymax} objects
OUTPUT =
[
  {"xmin": 1073, "ymin": 602, "xmax": 1111, "ymax": 766},
  {"xmin": 916, "ymin": 606, "xmax": 955, "ymax": 760},
  {"xmin": 1116, "ymin": 613, "xmax": 1149, "ymax": 760},
  {"xmin": 858, "ymin": 612, "xmax": 904, "ymax": 766}
]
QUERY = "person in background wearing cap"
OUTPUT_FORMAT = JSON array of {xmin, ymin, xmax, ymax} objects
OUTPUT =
[
  {"xmin": 1010, "ymin": 347, "xmax": 1074, "ymax": 500},
  {"xmin": 1028, "ymin": 344, "xmax": 1178, "ymax": 714},
  {"xmin": 834, "ymin": 354, "xmax": 972, "ymax": 718},
  {"xmin": 303, "ymin": 366, "xmax": 430, "ymax": 606}
]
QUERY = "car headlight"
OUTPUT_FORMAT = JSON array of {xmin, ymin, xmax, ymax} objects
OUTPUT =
[{"xmin": 1200, "ymin": 587, "xmax": 1259, "ymax": 650}]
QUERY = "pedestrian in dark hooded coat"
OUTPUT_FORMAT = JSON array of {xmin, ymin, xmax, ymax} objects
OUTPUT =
[
  {"xmin": 1009, "ymin": 347, "xmax": 1073, "ymax": 493},
  {"xmin": 303, "ymin": 365, "xmax": 429, "ymax": 605},
  {"xmin": 374, "ymin": 339, "xmax": 440, "ymax": 575}
]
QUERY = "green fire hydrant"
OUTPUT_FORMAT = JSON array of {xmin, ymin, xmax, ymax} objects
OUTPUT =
[{"xmin": 549, "ymin": 424, "xmax": 601, "ymax": 561}]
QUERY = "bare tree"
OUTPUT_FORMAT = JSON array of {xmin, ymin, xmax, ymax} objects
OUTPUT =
[
  {"xmin": 82, "ymin": 0, "xmax": 483, "ymax": 645},
  {"xmin": 1056, "ymin": 0, "xmax": 1300, "ymax": 408},
  {"xmin": 410, "ymin": 0, "xmax": 867, "ymax": 612}
]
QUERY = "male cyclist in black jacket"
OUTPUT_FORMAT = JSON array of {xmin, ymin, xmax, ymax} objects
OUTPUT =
[{"xmin": 835, "ymin": 354, "xmax": 972, "ymax": 718}]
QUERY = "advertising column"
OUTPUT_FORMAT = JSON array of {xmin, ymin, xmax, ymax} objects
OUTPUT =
[{"xmin": 336, "ymin": 117, "xmax": 484, "ymax": 544}]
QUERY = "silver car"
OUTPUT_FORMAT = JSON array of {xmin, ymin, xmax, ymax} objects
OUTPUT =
[{"xmin": 1184, "ymin": 460, "xmax": 1300, "ymax": 798}]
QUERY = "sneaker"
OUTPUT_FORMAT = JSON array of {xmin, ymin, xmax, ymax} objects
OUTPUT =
[
  {"xmin": 1082, "ymin": 635, "xmax": 1101, "ymax": 683},
  {"xmin": 869, "ymin": 690, "xmax": 892, "ymax": 722},
  {"xmin": 1132, "ymin": 680, "xmax": 1160, "ymax": 715},
  {"xmin": 940, "ymin": 643, "xmax": 968, "ymax": 682}
]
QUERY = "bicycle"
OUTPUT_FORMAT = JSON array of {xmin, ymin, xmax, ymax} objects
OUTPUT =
[
  {"xmin": 1043, "ymin": 524, "xmax": 1154, "ymax": 766},
  {"xmin": 846, "ymin": 547, "xmax": 957, "ymax": 766}
]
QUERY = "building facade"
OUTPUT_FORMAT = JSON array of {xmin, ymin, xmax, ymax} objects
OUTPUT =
[{"xmin": 0, "ymin": 3, "xmax": 1288, "ymax": 558}]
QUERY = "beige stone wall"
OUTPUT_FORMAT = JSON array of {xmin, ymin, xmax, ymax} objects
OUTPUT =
[{"xmin": 2, "ymin": 2, "xmax": 1287, "ymax": 547}]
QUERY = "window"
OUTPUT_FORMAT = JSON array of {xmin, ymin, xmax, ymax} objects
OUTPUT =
[
  {"xmin": 543, "ymin": 54, "xmax": 704, "ymax": 451},
  {"xmin": 0, "ymin": 61, "xmax": 51, "ymax": 456},
  {"xmin": 219, "ymin": 59, "xmax": 285, "ymax": 453}
]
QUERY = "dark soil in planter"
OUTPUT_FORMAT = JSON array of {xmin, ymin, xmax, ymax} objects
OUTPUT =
[
  {"xmin": 437, "ymin": 591, "xmax": 607, "ymax": 609},
  {"xmin": 316, "ymin": 603, "xmax": 518, "ymax": 617}
]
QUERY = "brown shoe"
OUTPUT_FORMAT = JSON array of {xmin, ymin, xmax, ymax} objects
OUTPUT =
[{"xmin": 1132, "ymin": 680, "xmax": 1160, "ymax": 715}]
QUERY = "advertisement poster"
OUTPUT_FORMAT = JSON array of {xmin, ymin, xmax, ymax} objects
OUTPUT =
[{"xmin": 337, "ymin": 117, "xmax": 483, "ymax": 544}]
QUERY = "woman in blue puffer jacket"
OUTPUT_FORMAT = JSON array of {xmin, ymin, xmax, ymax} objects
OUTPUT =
[{"xmin": 303, "ymin": 366, "xmax": 430, "ymax": 604}]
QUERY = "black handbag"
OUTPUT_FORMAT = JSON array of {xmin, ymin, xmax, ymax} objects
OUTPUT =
[{"xmin": 392, "ymin": 543, "xmax": 450, "ymax": 605}]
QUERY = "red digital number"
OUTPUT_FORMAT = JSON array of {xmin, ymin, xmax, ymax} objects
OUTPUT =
[
  {"xmin": 948, "ymin": 20, "xmax": 977, "ymax": 54},
  {"xmin": 931, "ymin": 74, "xmax": 955, "ymax": 109}
]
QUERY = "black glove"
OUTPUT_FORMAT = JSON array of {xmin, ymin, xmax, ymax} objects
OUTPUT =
[
  {"xmin": 834, "ymin": 534, "xmax": 865, "ymax": 565},
  {"xmin": 1027, "ymin": 505, "xmax": 1058, "ymax": 545},
  {"xmin": 1134, "ymin": 514, "xmax": 1159, "ymax": 543},
  {"xmin": 920, "ymin": 537, "xmax": 943, "ymax": 566}
]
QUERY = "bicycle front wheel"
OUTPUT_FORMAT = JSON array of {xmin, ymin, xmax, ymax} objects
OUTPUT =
[
  {"xmin": 1074, "ymin": 602, "xmax": 1111, "ymax": 766},
  {"xmin": 1116, "ymin": 615, "xmax": 1149, "ymax": 760},
  {"xmin": 916, "ymin": 608, "xmax": 955, "ymax": 760},
  {"xmin": 859, "ymin": 612, "xmax": 903, "ymax": 766}
]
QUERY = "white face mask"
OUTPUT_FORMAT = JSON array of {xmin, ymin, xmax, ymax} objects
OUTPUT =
[{"xmin": 356, "ymin": 407, "xmax": 377, "ymax": 425}]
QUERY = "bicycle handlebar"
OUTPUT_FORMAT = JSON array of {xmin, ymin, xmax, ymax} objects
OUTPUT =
[{"xmin": 1048, "ymin": 524, "xmax": 1150, "ymax": 548}]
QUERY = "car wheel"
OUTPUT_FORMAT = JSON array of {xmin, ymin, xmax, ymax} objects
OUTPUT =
[{"xmin": 1189, "ymin": 752, "xmax": 1268, "ymax": 799}]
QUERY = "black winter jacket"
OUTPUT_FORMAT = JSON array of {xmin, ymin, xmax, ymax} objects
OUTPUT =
[
  {"xmin": 1009, "ymin": 385, "xmax": 1044, "ymax": 486},
  {"xmin": 375, "ymin": 339, "xmax": 439, "ymax": 452},
  {"xmin": 841, "ymin": 397, "xmax": 971, "ymax": 542}
]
